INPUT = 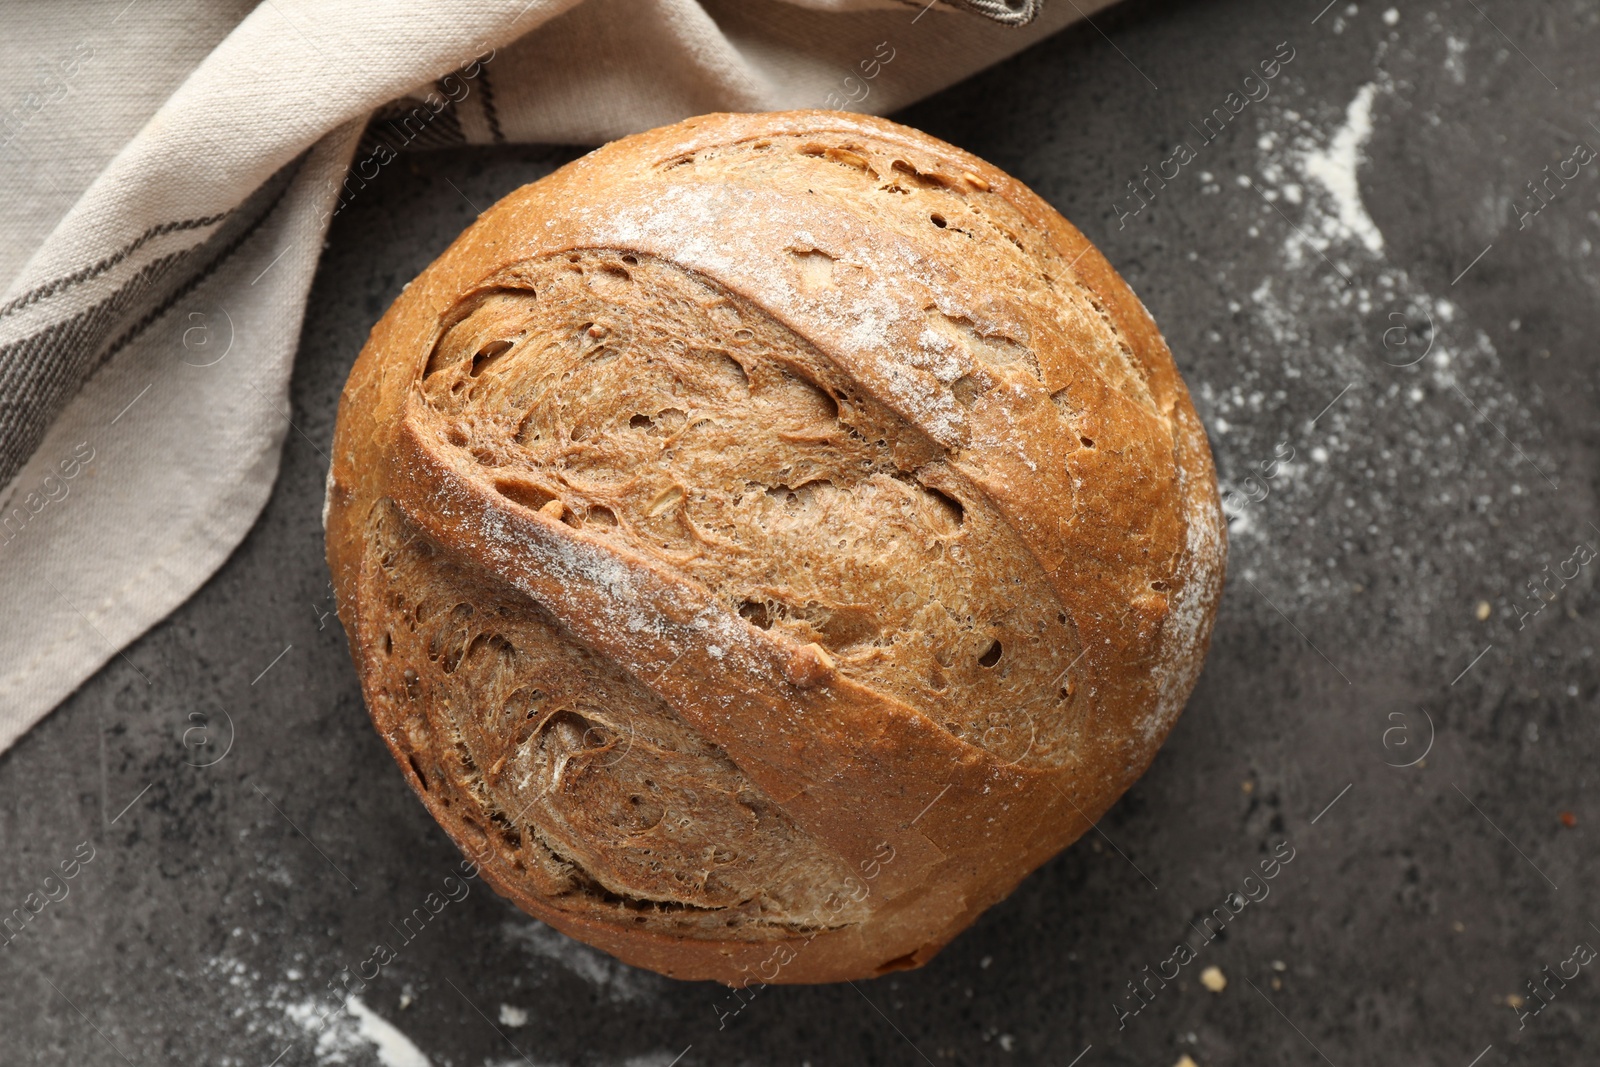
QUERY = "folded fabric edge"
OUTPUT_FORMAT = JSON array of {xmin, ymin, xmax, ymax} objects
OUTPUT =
[{"xmin": 0, "ymin": 120, "xmax": 364, "ymax": 757}]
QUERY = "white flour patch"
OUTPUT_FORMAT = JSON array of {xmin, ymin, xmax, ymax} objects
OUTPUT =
[
  {"xmin": 344, "ymin": 998, "xmax": 431, "ymax": 1067},
  {"xmin": 1299, "ymin": 82, "xmax": 1384, "ymax": 255}
]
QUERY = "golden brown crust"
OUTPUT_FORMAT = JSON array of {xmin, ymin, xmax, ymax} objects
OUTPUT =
[{"xmin": 325, "ymin": 110, "xmax": 1225, "ymax": 985}]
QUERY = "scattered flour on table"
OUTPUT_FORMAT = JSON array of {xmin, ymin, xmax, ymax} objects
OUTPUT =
[
  {"xmin": 1195, "ymin": 25, "xmax": 1568, "ymax": 650},
  {"xmin": 204, "ymin": 955, "xmax": 430, "ymax": 1066},
  {"xmin": 206, "ymin": 950, "xmax": 668, "ymax": 1066},
  {"xmin": 503, "ymin": 919, "xmax": 663, "ymax": 1004}
]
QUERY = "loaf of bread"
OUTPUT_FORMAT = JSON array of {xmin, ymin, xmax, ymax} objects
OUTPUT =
[{"xmin": 325, "ymin": 110, "xmax": 1224, "ymax": 985}]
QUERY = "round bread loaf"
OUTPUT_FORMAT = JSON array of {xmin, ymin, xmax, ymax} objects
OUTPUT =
[{"xmin": 325, "ymin": 110, "xmax": 1224, "ymax": 985}]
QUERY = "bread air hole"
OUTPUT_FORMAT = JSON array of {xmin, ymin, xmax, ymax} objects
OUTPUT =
[
  {"xmin": 495, "ymin": 478, "xmax": 557, "ymax": 512},
  {"xmin": 978, "ymin": 639, "xmax": 1003, "ymax": 668},
  {"xmin": 797, "ymin": 143, "xmax": 876, "ymax": 178},
  {"xmin": 489, "ymin": 810, "xmax": 522, "ymax": 849},
  {"xmin": 737, "ymin": 599, "xmax": 773, "ymax": 629},
  {"xmin": 589, "ymin": 265, "xmax": 632, "ymax": 292},
  {"xmin": 921, "ymin": 485, "xmax": 965, "ymax": 533},
  {"xmin": 470, "ymin": 339, "xmax": 513, "ymax": 376},
  {"xmin": 890, "ymin": 159, "xmax": 951, "ymax": 189}
]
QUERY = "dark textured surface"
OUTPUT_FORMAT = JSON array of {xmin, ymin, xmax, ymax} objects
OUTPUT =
[{"xmin": 3, "ymin": 1, "xmax": 1598, "ymax": 1064}]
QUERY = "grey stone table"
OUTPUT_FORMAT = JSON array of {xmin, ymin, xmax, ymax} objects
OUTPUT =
[{"xmin": 4, "ymin": 0, "xmax": 1597, "ymax": 1063}]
